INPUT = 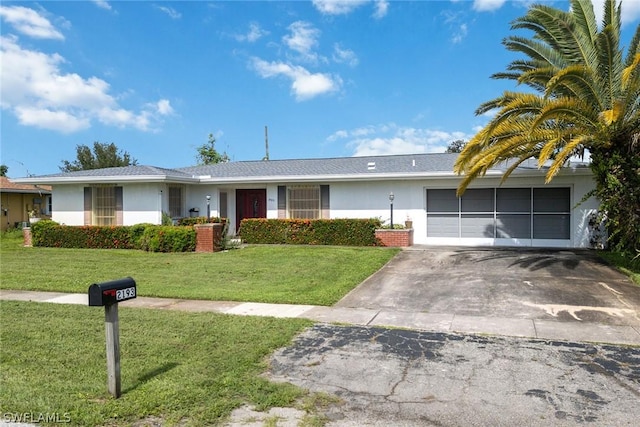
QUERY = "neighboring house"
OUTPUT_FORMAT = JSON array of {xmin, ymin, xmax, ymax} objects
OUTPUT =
[
  {"xmin": 0, "ymin": 176, "xmax": 52, "ymax": 232},
  {"xmin": 12, "ymin": 153, "xmax": 599, "ymax": 248}
]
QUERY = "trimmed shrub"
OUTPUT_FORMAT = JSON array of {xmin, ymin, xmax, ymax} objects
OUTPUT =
[
  {"xmin": 239, "ymin": 218, "xmax": 382, "ymax": 246},
  {"xmin": 138, "ymin": 226, "xmax": 196, "ymax": 252},
  {"xmin": 31, "ymin": 221, "xmax": 195, "ymax": 252},
  {"xmin": 31, "ymin": 220, "xmax": 137, "ymax": 249}
]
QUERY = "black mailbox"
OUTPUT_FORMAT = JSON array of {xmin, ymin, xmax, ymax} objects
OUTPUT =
[{"xmin": 88, "ymin": 277, "xmax": 137, "ymax": 307}]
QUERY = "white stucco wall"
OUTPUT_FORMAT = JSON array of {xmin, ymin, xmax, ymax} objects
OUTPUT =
[
  {"xmin": 52, "ymin": 183, "xmax": 165, "ymax": 226},
  {"xmin": 328, "ymin": 173, "xmax": 598, "ymax": 248},
  {"xmin": 124, "ymin": 183, "xmax": 164, "ymax": 225},
  {"xmin": 51, "ymin": 184, "xmax": 85, "ymax": 226},
  {"xmin": 50, "ymin": 171, "xmax": 598, "ymax": 248}
]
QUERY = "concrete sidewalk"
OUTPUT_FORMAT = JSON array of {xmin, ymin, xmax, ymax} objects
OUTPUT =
[{"xmin": 2, "ymin": 289, "xmax": 639, "ymax": 346}]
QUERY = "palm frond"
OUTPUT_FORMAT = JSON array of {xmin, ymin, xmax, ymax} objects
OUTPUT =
[
  {"xmin": 546, "ymin": 134, "xmax": 590, "ymax": 181},
  {"xmin": 569, "ymin": 0, "xmax": 598, "ymax": 45},
  {"xmin": 597, "ymin": 23, "xmax": 623, "ymax": 105},
  {"xmin": 546, "ymin": 65, "xmax": 604, "ymax": 109},
  {"xmin": 624, "ymin": 22, "xmax": 640, "ymax": 67}
]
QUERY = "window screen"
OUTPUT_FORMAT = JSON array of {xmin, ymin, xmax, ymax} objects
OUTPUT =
[
  {"xmin": 168, "ymin": 185, "xmax": 184, "ymax": 218},
  {"xmin": 288, "ymin": 186, "xmax": 320, "ymax": 219},
  {"xmin": 93, "ymin": 186, "xmax": 116, "ymax": 226}
]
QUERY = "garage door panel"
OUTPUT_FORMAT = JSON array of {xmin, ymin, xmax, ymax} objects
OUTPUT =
[
  {"xmin": 427, "ymin": 189, "xmax": 458, "ymax": 212},
  {"xmin": 496, "ymin": 214, "xmax": 531, "ymax": 238},
  {"xmin": 497, "ymin": 188, "xmax": 530, "ymax": 212},
  {"xmin": 533, "ymin": 214, "xmax": 570, "ymax": 239},
  {"xmin": 426, "ymin": 187, "xmax": 571, "ymax": 246},
  {"xmin": 427, "ymin": 214, "xmax": 458, "ymax": 237},
  {"xmin": 461, "ymin": 189, "xmax": 494, "ymax": 212},
  {"xmin": 534, "ymin": 188, "xmax": 570, "ymax": 212},
  {"xmin": 461, "ymin": 214, "xmax": 494, "ymax": 237}
]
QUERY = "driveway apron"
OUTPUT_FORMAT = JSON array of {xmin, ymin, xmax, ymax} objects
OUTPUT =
[{"xmin": 336, "ymin": 248, "xmax": 640, "ymax": 326}]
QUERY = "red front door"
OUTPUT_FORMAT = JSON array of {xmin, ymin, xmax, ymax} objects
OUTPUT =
[{"xmin": 236, "ymin": 189, "xmax": 267, "ymax": 231}]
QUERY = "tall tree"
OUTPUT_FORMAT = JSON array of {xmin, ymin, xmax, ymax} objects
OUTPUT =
[
  {"xmin": 0, "ymin": 165, "xmax": 7, "ymax": 177},
  {"xmin": 196, "ymin": 133, "xmax": 230, "ymax": 165},
  {"xmin": 454, "ymin": 0, "xmax": 639, "ymax": 254},
  {"xmin": 59, "ymin": 142, "xmax": 138, "ymax": 172},
  {"xmin": 445, "ymin": 140, "xmax": 467, "ymax": 153}
]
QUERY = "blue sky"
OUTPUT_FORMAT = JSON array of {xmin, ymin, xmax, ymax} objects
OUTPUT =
[{"xmin": 1, "ymin": 0, "xmax": 639, "ymax": 177}]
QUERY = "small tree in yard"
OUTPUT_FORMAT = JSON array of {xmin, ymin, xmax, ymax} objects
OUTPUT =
[
  {"xmin": 196, "ymin": 134, "xmax": 230, "ymax": 165},
  {"xmin": 445, "ymin": 140, "xmax": 467, "ymax": 153},
  {"xmin": 60, "ymin": 142, "xmax": 138, "ymax": 172}
]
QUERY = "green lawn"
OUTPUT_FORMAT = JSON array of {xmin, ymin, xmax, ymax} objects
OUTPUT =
[
  {"xmin": 598, "ymin": 251, "xmax": 640, "ymax": 285},
  {"xmin": 0, "ymin": 231, "xmax": 399, "ymax": 305},
  {"xmin": 0, "ymin": 301, "xmax": 315, "ymax": 426}
]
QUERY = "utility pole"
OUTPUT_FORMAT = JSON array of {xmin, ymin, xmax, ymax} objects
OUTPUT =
[{"xmin": 263, "ymin": 126, "xmax": 270, "ymax": 161}]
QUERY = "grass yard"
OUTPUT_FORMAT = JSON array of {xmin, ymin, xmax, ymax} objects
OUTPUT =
[
  {"xmin": 598, "ymin": 251, "xmax": 640, "ymax": 285},
  {"xmin": 0, "ymin": 300, "xmax": 315, "ymax": 426},
  {"xmin": 0, "ymin": 231, "xmax": 399, "ymax": 305}
]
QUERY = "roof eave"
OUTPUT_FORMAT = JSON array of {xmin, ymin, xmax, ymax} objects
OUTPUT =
[{"xmin": 12, "ymin": 175, "xmax": 199, "ymax": 185}]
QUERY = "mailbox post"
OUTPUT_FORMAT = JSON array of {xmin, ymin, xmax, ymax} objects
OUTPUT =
[{"xmin": 88, "ymin": 277, "xmax": 137, "ymax": 398}]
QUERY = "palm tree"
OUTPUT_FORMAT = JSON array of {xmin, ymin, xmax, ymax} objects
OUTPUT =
[{"xmin": 454, "ymin": 0, "xmax": 639, "ymax": 253}]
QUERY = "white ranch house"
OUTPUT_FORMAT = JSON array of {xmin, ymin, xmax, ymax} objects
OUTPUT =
[{"xmin": 15, "ymin": 153, "xmax": 598, "ymax": 248}]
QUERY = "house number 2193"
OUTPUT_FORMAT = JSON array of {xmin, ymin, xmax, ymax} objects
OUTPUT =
[{"xmin": 116, "ymin": 287, "xmax": 136, "ymax": 301}]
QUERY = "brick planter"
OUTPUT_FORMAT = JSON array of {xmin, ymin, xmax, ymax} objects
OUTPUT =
[
  {"xmin": 375, "ymin": 229, "xmax": 414, "ymax": 247},
  {"xmin": 194, "ymin": 223, "xmax": 224, "ymax": 252},
  {"xmin": 22, "ymin": 227, "xmax": 32, "ymax": 247}
]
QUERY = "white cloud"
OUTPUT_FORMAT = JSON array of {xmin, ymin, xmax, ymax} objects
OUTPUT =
[
  {"xmin": 312, "ymin": 0, "xmax": 369, "ymax": 15},
  {"xmin": 0, "ymin": 35, "xmax": 173, "ymax": 133},
  {"xmin": 452, "ymin": 23, "xmax": 468, "ymax": 43},
  {"xmin": 283, "ymin": 21, "xmax": 321, "ymax": 63},
  {"xmin": 591, "ymin": 0, "xmax": 640, "ymax": 26},
  {"xmin": 332, "ymin": 43, "xmax": 359, "ymax": 67},
  {"xmin": 472, "ymin": 0, "xmax": 507, "ymax": 12},
  {"xmin": 312, "ymin": 0, "xmax": 388, "ymax": 17},
  {"xmin": 373, "ymin": 1, "xmax": 389, "ymax": 19},
  {"xmin": 15, "ymin": 106, "xmax": 90, "ymax": 133},
  {"xmin": 92, "ymin": 1, "xmax": 112, "ymax": 11},
  {"xmin": 235, "ymin": 22, "xmax": 268, "ymax": 43},
  {"xmin": 155, "ymin": 5, "xmax": 181, "ymax": 20},
  {"xmin": 154, "ymin": 99, "xmax": 174, "ymax": 116},
  {"xmin": 327, "ymin": 123, "xmax": 472, "ymax": 156},
  {"xmin": 250, "ymin": 57, "xmax": 341, "ymax": 101},
  {"xmin": 0, "ymin": 5, "xmax": 64, "ymax": 40}
]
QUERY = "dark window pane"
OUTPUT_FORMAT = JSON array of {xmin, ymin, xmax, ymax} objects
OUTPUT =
[
  {"xmin": 533, "ymin": 188, "xmax": 570, "ymax": 212},
  {"xmin": 533, "ymin": 214, "xmax": 570, "ymax": 239},
  {"xmin": 497, "ymin": 214, "xmax": 531, "ymax": 238},
  {"xmin": 461, "ymin": 189, "xmax": 494, "ymax": 212},
  {"xmin": 496, "ymin": 188, "xmax": 531, "ymax": 212},
  {"xmin": 427, "ymin": 189, "xmax": 458, "ymax": 212}
]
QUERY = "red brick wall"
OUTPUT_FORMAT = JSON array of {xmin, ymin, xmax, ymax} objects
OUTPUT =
[
  {"xmin": 194, "ymin": 223, "xmax": 223, "ymax": 252},
  {"xmin": 375, "ymin": 229, "xmax": 414, "ymax": 247}
]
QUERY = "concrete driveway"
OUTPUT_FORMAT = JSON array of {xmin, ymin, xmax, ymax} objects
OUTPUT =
[{"xmin": 336, "ymin": 247, "xmax": 640, "ymax": 326}]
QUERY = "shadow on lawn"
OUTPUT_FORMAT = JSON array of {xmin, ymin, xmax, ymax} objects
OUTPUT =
[{"xmin": 125, "ymin": 362, "xmax": 179, "ymax": 394}]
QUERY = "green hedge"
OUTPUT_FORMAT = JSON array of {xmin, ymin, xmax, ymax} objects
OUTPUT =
[
  {"xmin": 30, "ymin": 220, "xmax": 195, "ymax": 252},
  {"xmin": 138, "ymin": 226, "xmax": 196, "ymax": 252},
  {"xmin": 176, "ymin": 216, "xmax": 225, "ymax": 226},
  {"xmin": 238, "ymin": 218, "xmax": 382, "ymax": 246}
]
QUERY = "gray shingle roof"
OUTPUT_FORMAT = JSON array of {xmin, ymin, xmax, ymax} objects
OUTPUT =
[
  {"xmin": 14, "ymin": 153, "xmax": 590, "ymax": 184},
  {"xmin": 30, "ymin": 165, "xmax": 193, "ymax": 179},
  {"xmin": 179, "ymin": 153, "xmax": 462, "ymax": 177}
]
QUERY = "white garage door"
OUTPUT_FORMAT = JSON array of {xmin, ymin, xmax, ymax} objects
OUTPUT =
[{"xmin": 426, "ymin": 187, "xmax": 571, "ymax": 247}]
